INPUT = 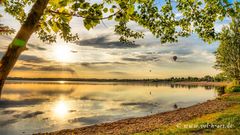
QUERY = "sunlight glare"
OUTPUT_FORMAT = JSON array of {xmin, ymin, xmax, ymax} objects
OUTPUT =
[
  {"xmin": 53, "ymin": 100, "xmax": 69, "ymax": 118},
  {"xmin": 59, "ymin": 81, "xmax": 65, "ymax": 84},
  {"xmin": 53, "ymin": 45, "xmax": 73, "ymax": 63}
]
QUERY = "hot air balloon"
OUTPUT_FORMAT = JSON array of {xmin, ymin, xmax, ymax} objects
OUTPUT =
[{"xmin": 173, "ymin": 56, "xmax": 177, "ymax": 61}]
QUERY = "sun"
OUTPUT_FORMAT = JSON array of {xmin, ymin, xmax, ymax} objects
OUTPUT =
[{"xmin": 52, "ymin": 45, "xmax": 73, "ymax": 63}]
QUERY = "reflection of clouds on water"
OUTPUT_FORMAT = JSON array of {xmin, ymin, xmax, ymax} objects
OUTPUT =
[
  {"xmin": 13, "ymin": 111, "xmax": 44, "ymax": 119},
  {"xmin": 121, "ymin": 102, "xmax": 157, "ymax": 107},
  {"xmin": 87, "ymin": 102, "xmax": 104, "ymax": 110},
  {"xmin": 1, "ymin": 110, "xmax": 17, "ymax": 115},
  {"xmin": 0, "ymin": 111, "xmax": 44, "ymax": 127},
  {"xmin": 173, "ymin": 101, "xmax": 202, "ymax": 109},
  {"xmin": 0, "ymin": 98, "xmax": 49, "ymax": 108},
  {"xmin": 120, "ymin": 102, "xmax": 160, "ymax": 114},
  {"xmin": 39, "ymin": 88, "xmax": 75, "ymax": 96},
  {"xmin": 0, "ymin": 119, "xmax": 18, "ymax": 127},
  {"xmin": 2, "ymin": 89, "xmax": 29, "ymax": 94},
  {"xmin": 0, "ymin": 83, "xmax": 217, "ymax": 135},
  {"xmin": 76, "ymin": 91, "xmax": 115, "ymax": 101},
  {"xmin": 80, "ymin": 96, "xmax": 106, "ymax": 101},
  {"xmin": 68, "ymin": 115, "xmax": 121, "ymax": 125}
]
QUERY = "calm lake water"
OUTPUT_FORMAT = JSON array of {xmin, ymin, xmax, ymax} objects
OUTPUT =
[{"xmin": 0, "ymin": 81, "xmax": 219, "ymax": 135}]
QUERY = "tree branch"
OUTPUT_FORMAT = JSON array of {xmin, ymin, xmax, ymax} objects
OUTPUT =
[
  {"xmin": 0, "ymin": 26, "xmax": 14, "ymax": 34},
  {"xmin": 47, "ymin": 9, "xmax": 121, "ymax": 20}
]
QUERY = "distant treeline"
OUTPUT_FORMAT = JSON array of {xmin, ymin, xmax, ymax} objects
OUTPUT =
[
  {"xmin": 7, "ymin": 75, "xmax": 227, "ymax": 82},
  {"xmin": 166, "ymin": 75, "xmax": 228, "ymax": 82}
]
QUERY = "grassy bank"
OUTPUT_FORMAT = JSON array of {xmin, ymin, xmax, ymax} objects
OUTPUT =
[{"xmin": 135, "ymin": 93, "xmax": 240, "ymax": 135}]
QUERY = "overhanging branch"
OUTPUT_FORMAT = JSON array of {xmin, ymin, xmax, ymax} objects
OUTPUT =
[
  {"xmin": 0, "ymin": 26, "xmax": 14, "ymax": 34},
  {"xmin": 47, "ymin": 9, "xmax": 121, "ymax": 20}
]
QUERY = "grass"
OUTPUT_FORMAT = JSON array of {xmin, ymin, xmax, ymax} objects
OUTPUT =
[{"xmin": 134, "ymin": 93, "xmax": 240, "ymax": 135}]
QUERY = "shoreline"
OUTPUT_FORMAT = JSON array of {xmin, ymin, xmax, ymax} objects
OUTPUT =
[
  {"xmin": 36, "ymin": 94, "xmax": 235, "ymax": 135},
  {"xmin": 5, "ymin": 80, "xmax": 229, "ymax": 87},
  {"xmin": 173, "ymin": 81, "xmax": 229, "ymax": 87}
]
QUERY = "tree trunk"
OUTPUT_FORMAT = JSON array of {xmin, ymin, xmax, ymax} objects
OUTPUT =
[{"xmin": 0, "ymin": 0, "xmax": 49, "ymax": 96}]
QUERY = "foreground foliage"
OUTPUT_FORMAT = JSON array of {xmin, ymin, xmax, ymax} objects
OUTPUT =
[
  {"xmin": 215, "ymin": 18, "xmax": 240, "ymax": 83},
  {"xmin": 225, "ymin": 80, "xmax": 240, "ymax": 93},
  {"xmin": 2, "ymin": 0, "xmax": 240, "ymax": 43}
]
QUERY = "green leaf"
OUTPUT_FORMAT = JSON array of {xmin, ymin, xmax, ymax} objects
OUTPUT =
[
  {"xmin": 83, "ymin": 19, "xmax": 92, "ymax": 30},
  {"xmin": 110, "ymin": 8, "xmax": 114, "ymax": 13},
  {"xmin": 51, "ymin": 22, "xmax": 59, "ymax": 33},
  {"xmin": 127, "ymin": 5, "xmax": 134, "ymax": 14},
  {"xmin": 103, "ymin": 8, "xmax": 108, "ymax": 13},
  {"xmin": 81, "ymin": 2, "xmax": 90, "ymax": 9}
]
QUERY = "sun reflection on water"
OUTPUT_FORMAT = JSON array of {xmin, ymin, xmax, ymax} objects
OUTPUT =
[
  {"xmin": 53, "ymin": 99, "xmax": 69, "ymax": 118},
  {"xmin": 59, "ymin": 81, "xmax": 65, "ymax": 84}
]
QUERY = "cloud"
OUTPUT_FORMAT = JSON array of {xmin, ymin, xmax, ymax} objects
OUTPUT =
[
  {"xmin": 109, "ymin": 72, "xmax": 129, "ymax": 75},
  {"xmin": 119, "ymin": 39, "xmax": 216, "ymax": 65},
  {"xmin": 28, "ymin": 43, "xmax": 47, "ymax": 51},
  {"xmin": 75, "ymin": 35, "xmax": 141, "ymax": 49},
  {"xmin": 0, "ymin": 35, "xmax": 13, "ymax": 41},
  {"xmin": 37, "ymin": 66, "xmax": 76, "ymax": 74},
  {"xmin": 13, "ymin": 64, "xmax": 76, "ymax": 74},
  {"xmin": 19, "ymin": 54, "xmax": 49, "ymax": 63},
  {"xmin": 122, "ymin": 52, "xmax": 161, "ymax": 62},
  {"xmin": 158, "ymin": 48, "xmax": 194, "ymax": 56},
  {"xmin": 13, "ymin": 66, "xmax": 32, "ymax": 71},
  {"xmin": 122, "ymin": 55, "xmax": 160, "ymax": 62},
  {"xmin": 79, "ymin": 62, "xmax": 125, "ymax": 68}
]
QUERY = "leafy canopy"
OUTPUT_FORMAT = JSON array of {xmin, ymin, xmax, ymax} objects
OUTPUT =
[
  {"xmin": 215, "ymin": 17, "xmax": 240, "ymax": 81},
  {"xmin": 1, "ymin": 0, "xmax": 240, "ymax": 44}
]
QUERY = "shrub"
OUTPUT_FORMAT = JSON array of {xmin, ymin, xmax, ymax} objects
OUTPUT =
[{"xmin": 225, "ymin": 80, "xmax": 240, "ymax": 93}]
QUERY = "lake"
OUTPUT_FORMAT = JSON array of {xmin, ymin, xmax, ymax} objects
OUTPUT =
[{"xmin": 0, "ymin": 81, "xmax": 218, "ymax": 135}]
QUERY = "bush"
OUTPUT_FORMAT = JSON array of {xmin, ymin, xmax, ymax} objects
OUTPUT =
[
  {"xmin": 226, "ymin": 86, "xmax": 240, "ymax": 93},
  {"xmin": 225, "ymin": 80, "xmax": 240, "ymax": 93}
]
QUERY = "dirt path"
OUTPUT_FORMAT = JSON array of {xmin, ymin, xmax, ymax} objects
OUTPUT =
[{"xmin": 35, "ymin": 96, "xmax": 235, "ymax": 135}]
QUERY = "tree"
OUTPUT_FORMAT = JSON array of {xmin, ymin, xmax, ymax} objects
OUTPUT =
[
  {"xmin": 214, "ymin": 73, "xmax": 228, "ymax": 82},
  {"xmin": 0, "ymin": 0, "xmax": 239, "ymax": 93},
  {"xmin": 202, "ymin": 75, "xmax": 214, "ymax": 82},
  {"xmin": 215, "ymin": 17, "xmax": 240, "ymax": 83}
]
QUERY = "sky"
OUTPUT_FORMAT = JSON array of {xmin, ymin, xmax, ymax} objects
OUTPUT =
[{"xmin": 0, "ymin": 1, "xmax": 232, "ymax": 79}]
